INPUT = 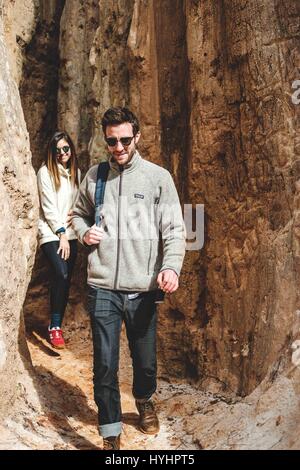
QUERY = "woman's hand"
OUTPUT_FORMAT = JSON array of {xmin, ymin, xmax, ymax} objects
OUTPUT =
[{"xmin": 57, "ymin": 234, "xmax": 70, "ymax": 260}]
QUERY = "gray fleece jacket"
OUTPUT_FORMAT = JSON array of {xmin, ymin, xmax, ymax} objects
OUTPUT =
[{"xmin": 72, "ymin": 151, "xmax": 186, "ymax": 291}]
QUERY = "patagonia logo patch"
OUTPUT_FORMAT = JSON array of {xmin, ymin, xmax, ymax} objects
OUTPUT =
[{"xmin": 134, "ymin": 193, "xmax": 144, "ymax": 199}]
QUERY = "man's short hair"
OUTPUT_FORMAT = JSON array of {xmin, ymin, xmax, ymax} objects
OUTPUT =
[{"xmin": 101, "ymin": 107, "xmax": 140, "ymax": 136}]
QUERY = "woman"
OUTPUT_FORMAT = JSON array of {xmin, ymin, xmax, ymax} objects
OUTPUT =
[{"xmin": 37, "ymin": 131, "xmax": 80, "ymax": 348}]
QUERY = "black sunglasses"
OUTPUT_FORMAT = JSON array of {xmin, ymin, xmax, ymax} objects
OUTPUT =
[
  {"xmin": 105, "ymin": 136, "xmax": 135, "ymax": 147},
  {"xmin": 56, "ymin": 145, "xmax": 70, "ymax": 155}
]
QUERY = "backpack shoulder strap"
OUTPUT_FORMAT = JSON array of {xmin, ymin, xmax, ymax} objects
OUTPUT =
[{"xmin": 95, "ymin": 161, "xmax": 110, "ymax": 226}]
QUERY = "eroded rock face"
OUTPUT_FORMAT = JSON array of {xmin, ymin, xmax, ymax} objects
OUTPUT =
[
  {"xmin": 58, "ymin": 0, "xmax": 98, "ymax": 171},
  {"xmin": 1, "ymin": 0, "xmax": 38, "ymax": 85},
  {"xmin": 181, "ymin": 0, "xmax": 300, "ymax": 395},
  {"xmin": 19, "ymin": 0, "xmax": 65, "ymax": 172},
  {"xmin": 21, "ymin": 0, "xmax": 300, "ymax": 398},
  {"xmin": 0, "ymin": 13, "xmax": 38, "ymax": 417}
]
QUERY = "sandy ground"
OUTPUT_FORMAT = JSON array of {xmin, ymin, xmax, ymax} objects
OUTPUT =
[
  {"xmin": 2, "ymin": 306, "xmax": 201, "ymax": 450},
  {"xmin": 1, "ymin": 304, "xmax": 300, "ymax": 450}
]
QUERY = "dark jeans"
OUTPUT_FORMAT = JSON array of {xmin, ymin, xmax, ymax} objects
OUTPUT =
[
  {"xmin": 87, "ymin": 286, "xmax": 157, "ymax": 437},
  {"xmin": 41, "ymin": 240, "xmax": 77, "ymax": 328}
]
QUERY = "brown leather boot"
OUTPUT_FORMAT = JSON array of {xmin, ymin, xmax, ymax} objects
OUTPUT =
[
  {"xmin": 103, "ymin": 435, "xmax": 121, "ymax": 450},
  {"xmin": 136, "ymin": 399, "xmax": 160, "ymax": 435}
]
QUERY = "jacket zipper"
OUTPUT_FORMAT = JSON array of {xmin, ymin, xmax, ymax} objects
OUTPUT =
[{"xmin": 114, "ymin": 166, "xmax": 124, "ymax": 289}]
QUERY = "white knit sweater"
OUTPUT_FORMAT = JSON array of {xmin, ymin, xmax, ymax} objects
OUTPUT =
[{"xmin": 37, "ymin": 163, "xmax": 81, "ymax": 246}]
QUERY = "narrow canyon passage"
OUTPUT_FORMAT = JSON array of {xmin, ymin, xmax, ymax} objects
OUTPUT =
[
  {"xmin": 26, "ymin": 319, "xmax": 300, "ymax": 450},
  {"xmin": 1, "ymin": 302, "xmax": 299, "ymax": 451},
  {"xmin": 1, "ymin": 0, "xmax": 300, "ymax": 451}
]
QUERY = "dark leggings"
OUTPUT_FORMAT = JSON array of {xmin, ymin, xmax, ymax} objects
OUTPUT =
[{"xmin": 41, "ymin": 240, "xmax": 77, "ymax": 328}]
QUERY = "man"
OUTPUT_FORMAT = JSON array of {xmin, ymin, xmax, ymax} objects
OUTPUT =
[{"xmin": 72, "ymin": 107, "xmax": 185, "ymax": 450}]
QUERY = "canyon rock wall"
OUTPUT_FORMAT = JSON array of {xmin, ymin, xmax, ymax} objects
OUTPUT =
[
  {"xmin": 58, "ymin": 0, "xmax": 98, "ymax": 170},
  {"xmin": 182, "ymin": 0, "xmax": 300, "ymax": 395},
  {"xmin": 0, "ymin": 3, "xmax": 38, "ymax": 418},
  {"xmin": 1, "ymin": 0, "xmax": 38, "ymax": 84},
  {"xmin": 20, "ymin": 0, "xmax": 65, "ymax": 172}
]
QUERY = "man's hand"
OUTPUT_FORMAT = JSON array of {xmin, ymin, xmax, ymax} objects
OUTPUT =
[
  {"xmin": 157, "ymin": 269, "xmax": 179, "ymax": 294},
  {"xmin": 83, "ymin": 224, "xmax": 104, "ymax": 246},
  {"xmin": 57, "ymin": 234, "xmax": 70, "ymax": 260}
]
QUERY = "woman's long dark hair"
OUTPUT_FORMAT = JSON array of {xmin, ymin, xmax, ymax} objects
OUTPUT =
[{"xmin": 45, "ymin": 131, "xmax": 79, "ymax": 190}]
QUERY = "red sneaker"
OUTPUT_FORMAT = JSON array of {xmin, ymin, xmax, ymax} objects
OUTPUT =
[{"xmin": 48, "ymin": 327, "xmax": 65, "ymax": 349}]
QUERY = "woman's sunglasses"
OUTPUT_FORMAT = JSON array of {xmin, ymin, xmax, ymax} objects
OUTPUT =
[
  {"xmin": 56, "ymin": 145, "xmax": 70, "ymax": 155},
  {"xmin": 105, "ymin": 136, "xmax": 135, "ymax": 147}
]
